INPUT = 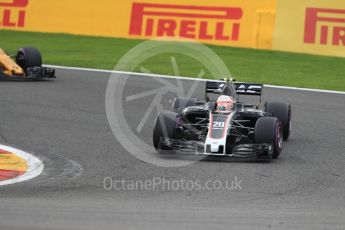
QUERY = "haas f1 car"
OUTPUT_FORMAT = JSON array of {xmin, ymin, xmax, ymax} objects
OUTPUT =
[
  {"xmin": 0, "ymin": 47, "xmax": 55, "ymax": 80},
  {"xmin": 153, "ymin": 79, "xmax": 291, "ymax": 159}
]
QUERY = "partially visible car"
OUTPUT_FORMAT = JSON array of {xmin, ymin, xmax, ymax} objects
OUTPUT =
[{"xmin": 0, "ymin": 47, "xmax": 55, "ymax": 80}]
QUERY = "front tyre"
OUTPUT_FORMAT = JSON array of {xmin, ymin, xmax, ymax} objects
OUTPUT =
[
  {"xmin": 153, "ymin": 112, "xmax": 179, "ymax": 151},
  {"xmin": 265, "ymin": 102, "xmax": 291, "ymax": 141},
  {"xmin": 16, "ymin": 47, "xmax": 42, "ymax": 70},
  {"xmin": 255, "ymin": 117, "xmax": 283, "ymax": 159}
]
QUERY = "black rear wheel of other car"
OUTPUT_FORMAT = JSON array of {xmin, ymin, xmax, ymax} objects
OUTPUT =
[
  {"xmin": 265, "ymin": 102, "xmax": 291, "ymax": 141},
  {"xmin": 153, "ymin": 111, "xmax": 179, "ymax": 151},
  {"xmin": 255, "ymin": 117, "xmax": 283, "ymax": 159},
  {"xmin": 172, "ymin": 97, "xmax": 197, "ymax": 113},
  {"xmin": 16, "ymin": 47, "xmax": 42, "ymax": 70}
]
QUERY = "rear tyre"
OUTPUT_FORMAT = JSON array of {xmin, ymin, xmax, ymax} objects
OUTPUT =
[
  {"xmin": 16, "ymin": 47, "xmax": 42, "ymax": 70},
  {"xmin": 255, "ymin": 117, "xmax": 283, "ymax": 159},
  {"xmin": 153, "ymin": 112, "xmax": 179, "ymax": 151},
  {"xmin": 172, "ymin": 97, "xmax": 197, "ymax": 113},
  {"xmin": 265, "ymin": 102, "xmax": 291, "ymax": 141}
]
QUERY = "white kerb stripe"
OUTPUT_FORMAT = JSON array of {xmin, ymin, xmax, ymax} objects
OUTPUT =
[{"xmin": 44, "ymin": 64, "xmax": 345, "ymax": 95}]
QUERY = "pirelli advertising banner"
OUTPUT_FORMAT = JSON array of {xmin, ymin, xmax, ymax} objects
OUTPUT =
[
  {"xmin": 0, "ymin": 0, "xmax": 276, "ymax": 49},
  {"xmin": 0, "ymin": 0, "xmax": 344, "ymax": 57},
  {"xmin": 274, "ymin": 0, "xmax": 345, "ymax": 57}
]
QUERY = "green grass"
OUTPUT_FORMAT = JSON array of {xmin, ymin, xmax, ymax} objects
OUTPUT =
[{"xmin": 1, "ymin": 30, "xmax": 344, "ymax": 91}]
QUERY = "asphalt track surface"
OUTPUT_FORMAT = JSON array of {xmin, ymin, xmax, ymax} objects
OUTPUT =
[{"xmin": 0, "ymin": 68, "xmax": 344, "ymax": 230}]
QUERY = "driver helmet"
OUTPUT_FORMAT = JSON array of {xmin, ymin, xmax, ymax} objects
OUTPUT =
[{"xmin": 216, "ymin": 95, "xmax": 236, "ymax": 112}]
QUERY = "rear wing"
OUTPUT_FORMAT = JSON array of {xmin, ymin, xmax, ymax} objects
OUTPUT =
[
  {"xmin": 205, "ymin": 81, "xmax": 226, "ymax": 94},
  {"xmin": 234, "ymin": 83, "xmax": 263, "ymax": 96},
  {"xmin": 205, "ymin": 80, "xmax": 263, "ymax": 96},
  {"xmin": 205, "ymin": 80, "xmax": 263, "ymax": 107}
]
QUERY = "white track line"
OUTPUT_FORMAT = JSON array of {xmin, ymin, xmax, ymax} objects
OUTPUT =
[
  {"xmin": 0, "ymin": 145, "xmax": 44, "ymax": 186},
  {"xmin": 45, "ymin": 65, "xmax": 345, "ymax": 95}
]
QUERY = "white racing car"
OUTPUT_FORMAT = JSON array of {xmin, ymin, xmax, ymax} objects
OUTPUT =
[{"xmin": 153, "ymin": 79, "xmax": 291, "ymax": 159}]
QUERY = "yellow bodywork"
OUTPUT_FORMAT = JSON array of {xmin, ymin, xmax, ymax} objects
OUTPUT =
[{"xmin": 0, "ymin": 49, "xmax": 25, "ymax": 76}]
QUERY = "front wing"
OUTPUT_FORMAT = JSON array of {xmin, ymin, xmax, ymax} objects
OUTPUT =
[
  {"xmin": 158, "ymin": 138, "xmax": 273, "ymax": 159},
  {"xmin": 0, "ymin": 67, "xmax": 55, "ymax": 80}
]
